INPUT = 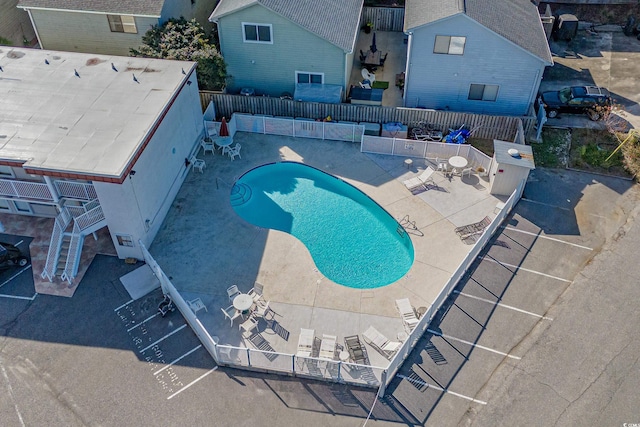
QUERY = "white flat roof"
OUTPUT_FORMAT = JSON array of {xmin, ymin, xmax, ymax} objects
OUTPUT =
[{"xmin": 0, "ymin": 47, "xmax": 196, "ymax": 180}]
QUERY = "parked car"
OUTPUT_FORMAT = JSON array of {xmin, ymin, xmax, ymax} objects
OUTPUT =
[
  {"xmin": 538, "ymin": 86, "xmax": 612, "ymax": 120},
  {"xmin": 0, "ymin": 242, "xmax": 28, "ymax": 270}
]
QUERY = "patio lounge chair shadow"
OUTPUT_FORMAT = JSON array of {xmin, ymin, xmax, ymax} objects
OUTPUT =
[{"xmin": 247, "ymin": 334, "xmax": 279, "ymax": 361}]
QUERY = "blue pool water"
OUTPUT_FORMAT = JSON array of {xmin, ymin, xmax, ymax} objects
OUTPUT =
[{"xmin": 230, "ymin": 162, "xmax": 414, "ymax": 289}]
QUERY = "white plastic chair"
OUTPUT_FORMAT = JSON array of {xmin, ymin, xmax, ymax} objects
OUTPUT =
[
  {"xmin": 188, "ymin": 298, "xmax": 207, "ymax": 314},
  {"xmin": 395, "ymin": 298, "xmax": 419, "ymax": 332},
  {"xmin": 227, "ymin": 285, "xmax": 241, "ymax": 301},
  {"xmin": 436, "ymin": 157, "xmax": 449, "ymax": 175},
  {"xmin": 227, "ymin": 143, "xmax": 242, "ymax": 161},
  {"xmin": 254, "ymin": 300, "xmax": 275, "ymax": 321},
  {"xmin": 319, "ymin": 334, "xmax": 337, "ymax": 360},
  {"xmin": 248, "ymin": 281, "xmax": 265, "ymax": 303},
  {"xmin": 221, "ymin": 305, "xmax": 240, "ymax": 326},
  {"xmin": 461, "ymin": 167, "xmax": 473, "ymax": 177},
  {"xmin": 190, "ymin": 156, "xmax": 206, "ymax": 173},
  {"xmin": 201, "ymin": 138, "xmax": 215, "ymax": 155}
]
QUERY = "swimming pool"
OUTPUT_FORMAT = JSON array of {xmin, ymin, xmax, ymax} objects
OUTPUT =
[{"xmin": 230, "ymin": 162, "xmax": 414, "ymax": 289}]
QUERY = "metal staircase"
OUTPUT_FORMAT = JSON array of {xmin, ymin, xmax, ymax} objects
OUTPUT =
[{"xmin": 41, "ymin": 199, "xmax": 107, "ymax": 284}]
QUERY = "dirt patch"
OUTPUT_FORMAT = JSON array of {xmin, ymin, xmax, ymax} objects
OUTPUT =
[{"xmin": 85, "ymin": 58, "xmax": 105, "ymax": 66}]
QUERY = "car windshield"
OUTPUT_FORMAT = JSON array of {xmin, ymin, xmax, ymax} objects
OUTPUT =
[{"xmin": 558, "ymin": 88, "xmax": 572, "ymax": 103}]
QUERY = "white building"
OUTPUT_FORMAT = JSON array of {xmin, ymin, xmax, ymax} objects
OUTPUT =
[{"xmin": 0, "ymin": 47, "xmax": 204, "ymax": 284}]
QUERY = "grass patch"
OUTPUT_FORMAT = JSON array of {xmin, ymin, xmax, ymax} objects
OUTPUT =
[
  {"xmin": 569, "ymin": 128, "xmax": 629, "ymax": 177},
  {"xmin": 531, "ymin": 128, "xmax": 571, "ymax": 168},
  {"xmin": 468, "ymin": 138, "xmax": 494, "ymax": 157}
]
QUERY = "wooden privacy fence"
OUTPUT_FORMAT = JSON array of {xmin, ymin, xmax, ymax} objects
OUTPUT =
[
  {"xmin": 201, "ymin": 92, "xmax": 536, "ymax": 142},
  {"xmin": 361, "ymin": 6, "xmax": 405, "ymax": 32}
]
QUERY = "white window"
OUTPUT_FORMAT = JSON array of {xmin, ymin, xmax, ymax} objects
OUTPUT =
[
  {"xmin": 107, "ymin": 15, "xmax": 137, "ymax": 34},
  {"xmin": 434, "ymin": 35, "xmax": 466, "ymax": 55},
  {"xmin": 296, "ymin": 71, "xmax": 323, "ymax": 84},
  {"xmin": 242, "ymin": 22, "xmax": 272, "ymax": 44},
  {"xmin": 0, "ymin": 199, "xmax": 10, "ymax": 212},
  {"xmin": 116, "ymin": 234, "xmax": 135, "ymax": 247},
  {"xmin": 468, "ymin": 84, "xmax": 499, "ymax": 101}
]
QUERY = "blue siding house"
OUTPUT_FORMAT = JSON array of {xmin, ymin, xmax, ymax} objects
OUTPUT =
[
  {"xmin": 403, "ymin": 0, "xmax": 552, "ymax": 116},
  {"xmin": 209, "ymin": 0, "xmax": 363, "ymax": 98}
]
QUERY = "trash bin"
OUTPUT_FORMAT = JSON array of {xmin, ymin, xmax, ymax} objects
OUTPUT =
[{"xmin": 553, "ymin": 14, "xmax": 579, "ymax": 41}]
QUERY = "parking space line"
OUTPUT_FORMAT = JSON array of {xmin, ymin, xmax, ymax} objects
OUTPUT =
[
  {"xmin": 0, "ymin": 265, "xmax": 33, "ymax": 289},
  {"xmin": 454, "ymin": 291, "xmax": 553, "ymax": 320},
  {"xmin": 127, "ymin": 313, "xmax": 159, "ymax": 332},
  {"xmin": 427, "ymin": 329, "xmax": 521, "ymax": 360},
  {"xmin": 397, "ymin": 374, "xmax": 487, "ymax": 405},
  {"xmin": 167, "ymin": 367, "xmax": 218, "ymax": 400},
  {"xmin": 0, "ymin": 293, "xmax": 37, "ymax": 301},
  {"xmin": 139, "ymin": 324, "xmax": 187, "ymax": 353},
  {"xmin": 154, "ymin": 345, "xmax": 202, "ymax": 376},
  {"xmin": 113, "ymin": 299, "xmax": 134, "ymax": 312},
  {"xmin": 481, "ymin": 257, "xmax": 572, "ymax": 283},
  {"xmin": 521, "ymin": 198, "xmax": 607, "ymax": 219},
  {"xmin": 502, "ymin": 226, "xmax": 593, "ymax": 251}
]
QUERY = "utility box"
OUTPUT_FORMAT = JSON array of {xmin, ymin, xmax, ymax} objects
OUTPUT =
[
  {"xmin": 553, "ymin": 14, "xmax": 579, "ymax": 41},
  {"xmin": 489, "ymin": 140, "xmax": 535, "ymax": 197}
]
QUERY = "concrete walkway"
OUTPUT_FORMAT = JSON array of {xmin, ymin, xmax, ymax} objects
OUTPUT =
[{"xmin": 150, "ymin": 132, "xmax": 503, "ymax": 368}]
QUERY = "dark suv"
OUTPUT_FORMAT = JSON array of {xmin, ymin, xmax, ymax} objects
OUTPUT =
[{"xmin": 539, "ymin": 86, "xmax": 612, "ymax": 121}]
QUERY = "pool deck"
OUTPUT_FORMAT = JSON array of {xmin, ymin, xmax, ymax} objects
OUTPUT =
[{"xmin": 150, "ymin": 132, "xmax": 504, "ymax": 369}]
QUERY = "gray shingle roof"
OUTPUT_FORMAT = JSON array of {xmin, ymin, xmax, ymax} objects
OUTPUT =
[
  {"xmin": 17, "ymin": 0, "xmax": 165, "ymax": 16},
  {"xmin": 404, "ymin": 0, "xmax": 552, "ymax": 64},
  {"xmin": 210, "ymin": 0, "xmax": 364, "ymax": 52}
]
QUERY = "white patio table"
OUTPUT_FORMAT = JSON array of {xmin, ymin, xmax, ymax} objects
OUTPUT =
[{"xmin": 448, "ymin": 156, "xmax": 468, "ymax": 175}]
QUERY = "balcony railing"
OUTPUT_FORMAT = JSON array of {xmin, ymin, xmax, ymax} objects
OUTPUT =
[{"xmin": 0, "ymin": 179, "xmax": 53, "ymax": 201}]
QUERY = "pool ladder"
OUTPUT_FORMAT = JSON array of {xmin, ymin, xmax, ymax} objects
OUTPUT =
[{"xmin": 230, "ymin": 183, "xmax": 252, "ymax": 206}]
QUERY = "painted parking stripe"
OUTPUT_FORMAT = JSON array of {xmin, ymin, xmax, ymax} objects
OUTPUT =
[
  {"xmin": 139, "ymin": 324, "xmax": 187, "ymax": 353},
  {"xmin": 397, "ymin": 374, "xmax": 487, "ymax": 405},
  {"xmin": 481, "ymin": 257, "xmax": 572, "ymax": 283},
  {"xmin": 167, "ymin": 367, "xmax": 218, "ymax": 400},
  {"xmin": 113, "ymin": 299, "xmax": 134, "ymax": 312},
  {"xmin": 427, "ymin": 328, "xmax": 521, "ymax": 360},
  {"xmin": 127, "ymin": 313, "xmax": 159, "ymax": 332},
  {"xmin": 0, "ymin": 293, "xmax": 37, "ymax": 301},
  {"xmin": 454, "ymin": 291, "xmax": 553, "ymax": 320},
  {"xmin": 521, "ymin": 198, "xmax": 607, "ymax": 219},
  {"xmin": 0, "ymin": 265, "xmax": 33, "ymax": 289},
  {"xmin": 154, "ymin": 345, "xmax": 202, "ymax": 376},
  {"xmin": 502, "ymin": 226, "xmax": 593, "ymax": 251}
]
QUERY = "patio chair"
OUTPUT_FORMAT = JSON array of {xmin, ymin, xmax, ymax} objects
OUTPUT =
[
  {"xmin": 188, "ymin": 298, "xmax": 207, "ymax": 315},
  {"xmin": 344, "ymin": 335, "xmax": 369, "ymax": 365},
  {"xmin": 395, "ymin": 298, "xmax": 420, "ymax": 333},
  {"xmin": 436, "ymin": 157, "xmax": 449, "ymax": 175},
  {"xmin": 359, "ymin": 49, "xmax": 367, "ymax": 62},
  {"xmin": 380, "ymin": 52, "xmax": 388, "ymax": 68},
  {"xmin": 362, "ymin": 326, "xmax": 401, "ymax": 360},
  {"xmin": 227, "ymin": 284, "xmax": 241, "ymax": 301},
  {"xmin": 221, "ymin": 305, "xmax": 241, "ymax": 326},
  {"xmin": 461, "ymin": 167, "xmax": 473, "ymax": 177},
  {"xmin": 402, "ymin": 167, "xmax": 435, "ymax": 192},
  {"xmin": 190, "ymin": 156, "xmax": 206, "ymax": 173},
  {"xmin": 227, "ymin": 143, "xmax": 242, "ymax": 161},
  {"xmin": 254, "ymin": 300, "xmax": 275, "ymax": 321},
  {"xmin": 239, "ymin": 316, "xmax": 259, "ymax": 337},
  {"xmin": 361, "ymin": 68, "xmax": 376, "ymax": 83},
  {"xmin": 248, "ymin": 281, "xmax": 265, "ymax": 303},
  {"xmin": 319, "ymin": 334, "xmax": 337, "ymax": 360},
  {"xmin": 200, "ymin": 138, "xmax": 215, "ymax": 155}
]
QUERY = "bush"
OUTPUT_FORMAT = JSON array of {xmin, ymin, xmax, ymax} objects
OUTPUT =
[{"xmin": 130, "ymin": 18, "xmax": 227, "ymax": 91}]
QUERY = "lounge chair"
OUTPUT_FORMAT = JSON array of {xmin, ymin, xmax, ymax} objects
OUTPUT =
[
  {"xmin": 395, "ymin": 298, "xmax": 419, "ymax": 333},
  {"xmin": 296, "ymin": 328, "xmax": 315, "ymax": 358},
  {"xmin": 344, "ymin": 335, "xmax": 368, "ymax": 365},
  {"xmin": 402, "ymin": 166, "xmax": 435, "ymax": 192},
  {"xmin": 363, "ymin": 326, "xmax": 401, "ymax": 359},
  {"xmin": 454, "ymin": 216, "xmax": 492, "ymax": 244},
  {"xmin": 319, "ymin": 334, "xmax": 337, "ymax": 360}
]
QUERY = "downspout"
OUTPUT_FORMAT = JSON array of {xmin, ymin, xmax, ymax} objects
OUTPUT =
[
  {"xmin": 43, "ymin": 176, "xmax": 60, "ymax": 205},
  {"xmin": 403, "ymin": 32, "xmax": 412, "ymax": 107},
  {"xmin": 25, "ymin": 9, "xmax": 44, "ymax": 48}
]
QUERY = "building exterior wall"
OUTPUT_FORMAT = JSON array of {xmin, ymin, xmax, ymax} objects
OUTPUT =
[
  {"xmin": 160, "ymin": 0, "xmax": 196, "ymax": 24},
  {"xmin": 28, "ymin": 9, "xmax": 158, "ymax": 55},
  {"xmin": 404, "ymin": 14, "xmax": 546, "ymax": 116},
  {"xmin": 94, "ymin": 75, "xmax": 203, "ymax": 259},
  {"xmin": 216, "ymin": 4, "xmax": 346, "ymax": 96},
  {"xmin": 0, "ymin": 0, "xmax": 36, "ymax": 45}
]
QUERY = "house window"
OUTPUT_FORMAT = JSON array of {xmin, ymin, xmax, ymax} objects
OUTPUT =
[
  {"xmin": 242, "ymin": 22, "xmax": 272, "ymax": 43},
  {"xmin": 468, "ymin": 84, "xmax": 499, "ymax": 101},
  {"xmin": 0, "ymin": 199, "xmax": 10, "ymax": 212},
  {"xmin": 296, "ymin": 71, "xmax": 323, "ymax": 84},
  {"xmin": 0, "ymin": 166, "xmax": 14, "ymax": 178},
  {"xmin": 116, "ymin": 234, "xmax": 135, "ymax": 247},
  {"xmin": 434, "ymin": 35, "xmax": 466, "ymax": 55},
  {"xmin": 107, "ymin": 15, "xmax": 137, "ymax": 34}
]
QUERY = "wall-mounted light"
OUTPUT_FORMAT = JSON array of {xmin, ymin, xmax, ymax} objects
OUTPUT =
[
  {"xmin": 187, "ymin": 80, "xmax": 192, "ymax": 86},
  {"xmin": 129, "ymin": 170, "xmax": 136, "ymax": 177}
]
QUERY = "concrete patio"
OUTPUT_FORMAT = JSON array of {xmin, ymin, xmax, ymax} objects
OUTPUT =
[
  {"xmin": 149, "ymin": 132, "xmax": 504, "ymax": 370},
  {"xmin": 348, "ymin": 30, "xmax": 407, "ymax": 108}
]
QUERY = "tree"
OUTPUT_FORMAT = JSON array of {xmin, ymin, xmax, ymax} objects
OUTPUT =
[{"xmin": 130, "ymin": 18, "xmax": 226, "ymax": 91}]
